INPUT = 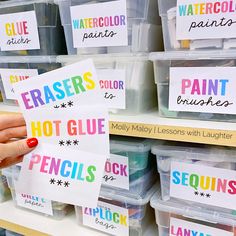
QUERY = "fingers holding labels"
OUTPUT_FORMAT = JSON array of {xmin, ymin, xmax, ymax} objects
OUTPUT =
[
  {"xmin": 0, "ymin": 138, "xmax": 38, "ymax": 161},
  {"xmin": 0, "ymin": 114, "xmax": 25, "ymax": 131},
  {"xmin": 0, "ymin": 156, "xmax": 23, "ymax": 169},
  {"xmin": 0, "ymin": 126, "xmax": 27, "ymax": 142}
]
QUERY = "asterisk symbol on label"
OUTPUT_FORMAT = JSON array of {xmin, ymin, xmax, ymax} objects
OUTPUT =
[
  {"xmin": 49, "ymin": 178, "xmax": 56, "ymax": 184},
  {"xmin": 66, "ymin": 140, "xmax": 72, "ymax": 146},
  {"xmin": 61, "ymin": 103, "xmax": 66, "ymax": 108},
  {"xmin": 64, "ymin": 181, "xmax": 70, "ymax": 187},
  {"xmin": 194, "ymin": 191, "xmax": 199, "ymax": 195},
  {"xmin": 73, "ymin": 140, "xmax": 79, "ymax": 145},
  {"xmin": 57, "ymin": 180, "xmax": 63, "ymax": 186},
  {"xmin": 67, "ymin": 101, "xmax": 74, "ymax": 107},
  {"xmin": 59, "ymin": 140, "xmax": 65, "ymax": 146},
  {"xmin": 206, "ymin": 193, "xmax": 211, "ymax": 198},
  {"xmin": 200, "ymin": 192, "xmax": 205, "ymax": 197},
  {"xmin": 54, "ymin": 105, "xmax": 60, "ymax": 109}
]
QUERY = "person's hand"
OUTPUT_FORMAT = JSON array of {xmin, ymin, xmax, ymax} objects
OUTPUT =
[{"xmin": 0, "ymin": 114, "xmax": 38, "ymax": 168}]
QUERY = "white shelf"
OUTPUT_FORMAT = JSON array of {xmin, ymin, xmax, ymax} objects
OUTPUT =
[
  {"xmin": 0, "ymin": 200, "xmax": 108, "ymax": 236},
  {"xmin": 1, "ymin": 105, "xmax": 236, "ymax": 146}
]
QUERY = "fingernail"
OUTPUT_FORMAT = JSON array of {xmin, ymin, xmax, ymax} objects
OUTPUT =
[{"xmin": 26, "ymin": 138, "xmax": 38, "ymax": 148}]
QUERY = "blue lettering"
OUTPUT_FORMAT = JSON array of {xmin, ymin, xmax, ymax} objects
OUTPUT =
[
  {"xmin": 60, "ymin": 160, "xmax": 71, "ymax": 177},
  {"xmin": 172, "ymin": 171, "xmax": 181, "ymax": 184},
  {"xmin": 220, "ymin": 79, "xmax": 229, "ymax": 96},
  {"xmin": 72, "ymin": 20, "xmax": 79, "ymax": 29},
  {"xmin": 178, "ymin": 5, "xmax": 187, "ymax": 16},
  {"xmin": 182, "ymin": 172, "xmax": 189, "ymax": 186}
]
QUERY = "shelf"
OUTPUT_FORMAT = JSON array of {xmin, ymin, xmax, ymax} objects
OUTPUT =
[
  {"xmin": 1, "ymin": 105, "xmax": 236, "ymax": 147},
  {"xmin": 0, "ymin": 200, "xmax": 108, "ymax": 236},
  {"xmin": 109, "ymin": 111, "xmax": 236, "ymax": 147},
  {"xmin": 0, "ymin": 200, "xmax": 158, "ymax": 236}
]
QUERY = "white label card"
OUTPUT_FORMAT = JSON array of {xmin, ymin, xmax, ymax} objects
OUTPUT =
[
  {"xmin": 15, "ymin": 189, "xmax": 53, "ymax": 216},
  {"xmin": 16, "ymin": 143, "xmax": 107, "ymax": 207},
  {"xmin": 98, "ymin": 69, "xmax": 126, "ymax": 109},
  {"xmin": 13, "ymin": 59, "xmax": 104, "ymax": 114},
  {"xmin": 0, "ymin": 69, "xmax": 38, "ymax": 100},
  {"xmin": 0, "ymin": 11, "xmax": 40, "ymax": 51},
  {"xmin": 169, "ymin": 67, "xmax": 236, "ymax": 114},
  {"xmin": 102, "ymin": 154, "xmax": 129, "ymax": 190},
  {"xmin": 170, "ymin": 218, "xmax": 233, "ymax": 236},
  {"xmin": 170, "ymin": 161, "xmax": 236, "ymax": 210},
  {"xmin": 70, "ymin": 0, "xmax": 128, "ymax": 48},
  {"xmin": 176, "ymin": 0, "xmax": 236, "ymax": 40},
  {"xmin": 83, "ymin": 201, "xmax": 129, "ymax": 236}
]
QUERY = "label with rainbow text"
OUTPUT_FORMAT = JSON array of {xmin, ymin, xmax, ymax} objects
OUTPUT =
[
  {"xmin": 98, "ymin": 69, "xmax": 126, "ymax": 109},
  {"xmin": 16, "ymin": 143, "xmax": 108, "ymax": 207},
  {"xmin": 169, "ymin": 67, "xmax": 236, "ymax": 114},
  {"xmin": 70, "ymin": 0, "xmax": 128, "ymax": 48},
  {"xmin": 15, "ymin": 191, "xmax": 53, "ymax": 215},
  {"xmin": 102, "ymin": 154, "xmax": 129, "ymax": 190},
  {"xmin": 176, "ymin": 0, "xmax": 236, "ymax": 40},
  {"xmin": 170, "ymin": 217, "xmax": 233, "ymax": 236},
  {"xmin": 0, "ymin": 69, "xmax": 38, "ymax": 100},
  {"xmin": 0, "ymin": 11, "xmax": 40, "ymax": 51},
  {"xmin": 170, "ymin": 161, "xmax": 236, "ymax": 210},
  {"xmin": 83, "ymin": 201, "xmax": 129, "ymax": 236}
]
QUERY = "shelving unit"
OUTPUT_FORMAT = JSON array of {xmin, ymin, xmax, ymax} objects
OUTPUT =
[{"xmin": 1, "ymin": 105, "xmax": 235, "ymax": 147}]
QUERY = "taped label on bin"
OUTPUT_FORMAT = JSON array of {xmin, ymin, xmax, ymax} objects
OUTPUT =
[
  {"xmin": 170, "ymin": 218, "xmax": 233, "ymax": 236},
  {"xmin": 0, "ymin": 69, "xmax": 38, "ymax": 100},
  {"xmin": 83, "ymin": 201, "xmax": 129, "ymax": 236},
  {"xmin": 98, "ymin": 69, "xmax": 126, "ymax": 109},
  {"xmin": 170, "ymin": 161, "xmax": 236, "ymax": 210},
  {"xmin": 169, "ymin": 67, "xmax": 236, "ymax": 114},
  {"xmin": 70, "ymin": 0, "xmax": 128, "ymax": 48},
  {"xmin": 0, "ymin": 11, "xmax": 40, "ymax": 51},
  {"xmin": 102, "ymin": 154, "xmax": 129, "ymax": 190},
  {"xmin": 15, "ymin": 188, "xmax": 53, "ymax": 216},
  {"xmin": 176, "ymin": 0, "xmax": 236, "ymax": 40}
]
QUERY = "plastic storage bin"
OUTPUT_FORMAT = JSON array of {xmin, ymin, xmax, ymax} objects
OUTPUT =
[
  {"xmin": 152, "ymin": 141, "xmax": 236, "ymax": 213},
  {"xmin": 150, "ymin": 50, "xmax": 236, "ymax": 121},
  {"xmin": 103, "ymin": 136, "xmax": 157, "ymax": 198},
  {"xmin": 58, "ymin": 54, "xmax": 157, "ymax": 114},
  {"xmin": 55, "ymin": 0, "xmax": 163, "ymax": 55},
  {"xmin": 0, "ymin": 171, "xmax": 11, "ymax": 203},
  {"xmin": 75, "ymin": 183, "xmax": 157, "ymax": 236},
  {"xmin": 0, "ymin": 0, "xmax": 66, "ymax": 56},
  {"xmin": 0, "ymin": 228, "xmax": 5, "ymax": 236},
  {"xmin": 5, "ymin": 231, "xmax": 22, "ymax": 236},
  {"xmin": 2, "ymin": 165, "xmax": 72, "ymax": 220},
  {"xmin": 0, "ymin": 56, "xmax": 61, "ymax": 106},
  {"xmin": 158, "ymin": 0, "xmax": 236, "ymax": 51},
  {"xmin": 151, "ymin": 193, "xmax": 236, "ymax": 236}
]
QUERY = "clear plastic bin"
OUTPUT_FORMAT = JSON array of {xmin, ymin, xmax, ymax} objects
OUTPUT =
[
  {"xmin": 157, "ymin": 0, "xmax": 236, "ymax": 51},
  {"xmin": 103, "ymin": 136, "xmax": 157, "ymax": 197},
  {"xmin": 5, "ymin": 230, "xmax": 22, "ymax": 236},
  {"xmin": 0, "ymin": 56, "xmax": 61, "ymax": 106},
  {"xmin": 2, "ymin": 165, "xmax": 72, "ymax": 220},
  {"xmin": 151, "ymin": 192, "xmax": 236, "ymax": 236},
  {"xmin": 75, "ymin": 183, "xmax": 157, "ymax": 236},
  {"xmin": 150, "ymin": 50, "xmax": 236, "ymax": 121},
  {"xmin": 58, "ymin": 54, "xmax": 157, "ymax": 114},
  {"xmin": 0, "ymin": 0, "xmax": 66, "ymax": 55},
  {"xmin": 151, "ymin": 141, "xmax": 236, "ymax": 213},
  {"xmin": 0, "ymin": 170, "xmax": 11, "ymax": 203},
  {"xmin": 55, "ymin": 0, "xmax": 163, "ymax": 54}
]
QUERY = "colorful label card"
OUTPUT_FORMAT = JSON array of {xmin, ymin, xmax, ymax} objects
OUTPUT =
[
  {"xmin": 70, "ymin": 0, "xmax": 128, "ymax": 48},
  {"xmin": 169, "ymin": 67, "xmax": 236, "ymax": 114},
  {"xmin": 98, "ymin": 69, "xmax": 126, "ymax": 109},
  {"xmin": 170, "ymin": 217, "xmax": 233, "ymax": 236},
  {"xmin": 170, "ymin": 161, "xmax": 236, "ymax": 210},
  {"xmin": 102, "ymin": 154, "xmax": 129, "ymax": 190},
  {"xmin": 16, "ymin": 143, "xmax": 107, "ymax": 207},
  {"xmin": 25, "ymin": 105, "xmax": 109, "ymax": 156},
  {"xmin": 0, "ymin": 11, "xmax": 40, "ymax": 51},
  {"xmin": 176, "ymin": 0, "xmax": 236, "ymax": 40},
  {"xmin": 0, "ymin": 68, "xmax": 38, "ymax": 100},
  {"xmin": 15, "ymin": 190, "xmax": 53, "ymax": 216},
  {"xmin": 13, "ymin": 59, "xmax": 104, "ymax": 113},
  {"xmin": 83, "ymin": 201, "xmax": 129, "ymax": 236}
]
